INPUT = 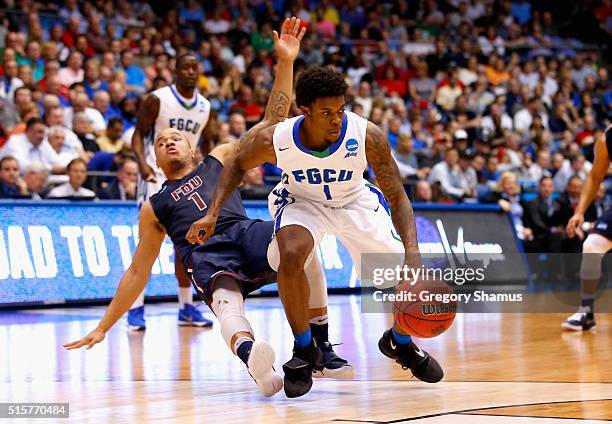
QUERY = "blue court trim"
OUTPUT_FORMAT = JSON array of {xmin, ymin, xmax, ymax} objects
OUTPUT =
[
  {"xmin": 169, "ymin": 85, "xmax": 198, "ymax": 110},
  {"xmin": 292, "ymin": 114, "xmax": 348, "ymax": 157}
]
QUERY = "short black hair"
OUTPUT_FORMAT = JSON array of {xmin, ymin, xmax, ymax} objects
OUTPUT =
[
  {"xmin": 176, "ymin": 53, "xmax": 197, "ymax": 69},
  {"xmin": 295, "ymin": 66, "xmax": 348, "ymax": 108},
  {"xmin": 26, "ymin": 117, "xmax": 45, "ymax": 130},
  {"xmin": 67, "ymin": 157, "xmax": 87, "ymax": 171},
  {"xmin": 108, "ymin": 117, "xmax": 123, "ymax": 128}
]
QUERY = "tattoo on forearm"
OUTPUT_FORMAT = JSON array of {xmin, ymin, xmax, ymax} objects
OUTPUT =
[
  {"xmin": 264, "ymin": 90, "xmax": 290, "ymax": 123},
  {"xmin": 366, "ymin": 123, "xmax": 419, "ymax": 257}
]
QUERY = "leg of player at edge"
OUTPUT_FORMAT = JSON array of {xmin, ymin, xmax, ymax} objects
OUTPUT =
[{"xmin": 562, "ymin": 233, "xmax": 612, "ymax": 331}]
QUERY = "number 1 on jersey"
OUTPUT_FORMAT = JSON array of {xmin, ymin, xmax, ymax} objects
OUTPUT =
[
  {"xmin": 323, "ymin": 185, "xmax": 332, "ymax": 200},
  {"xmin": 188, "ymin": 192, "xmax": 207, "ymax": 211}
]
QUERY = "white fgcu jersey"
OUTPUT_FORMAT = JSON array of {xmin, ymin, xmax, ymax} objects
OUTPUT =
[
  {"xmin": 267, "ymin": 110, "xmax": 405, "ymax": 282},
  {"xmin": 139, "ymin": 84, "xmax": 211, "ymax": 203},
  {"xmin": 272, "ymin": 110, "xmax": 368, "ymax": 207}
]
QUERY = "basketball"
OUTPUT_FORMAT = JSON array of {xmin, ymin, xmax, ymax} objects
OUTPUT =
[{"xmin": 393, "ymin": 279, "xmax": 457, "ymax": 338}]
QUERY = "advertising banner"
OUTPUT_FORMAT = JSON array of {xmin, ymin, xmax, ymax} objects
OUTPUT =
[{"xmin": 0, "ymin": 201, "xmax": 526, "ymax": 307}]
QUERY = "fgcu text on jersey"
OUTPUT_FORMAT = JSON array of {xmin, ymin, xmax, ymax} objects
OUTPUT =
[{"xmin": 169, "ymin": 118, "xmax": 201, "ymax": 135}]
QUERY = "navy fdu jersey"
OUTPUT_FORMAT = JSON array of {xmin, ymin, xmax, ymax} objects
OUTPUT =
[{"xmin": 149, "ymin": 155, "xmax": 248, "ymax": 262}]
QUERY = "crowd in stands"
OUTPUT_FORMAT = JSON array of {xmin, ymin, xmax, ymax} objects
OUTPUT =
[{"xmin": 0, "ymin": 0, "xmax": 611, "ymax": 255}]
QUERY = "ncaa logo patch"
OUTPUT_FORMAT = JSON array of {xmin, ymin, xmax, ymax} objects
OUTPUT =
[
  {"xmin": 346, "ymin": 139, "xmax": 358, "ymax": 152},
  {"xmin": 345, "ymin": 138, "xmax": 358, "ymax": 158}
]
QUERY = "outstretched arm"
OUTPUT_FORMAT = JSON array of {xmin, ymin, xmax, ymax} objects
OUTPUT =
[
  {"xmin": 186, "ymin": 18, "xmax": 305, "ymax": 245},
  {"xmin": 365, "ymin": 121, "xmax": 421, "ymax": 268},
  {"xmin": 64, "ymin": 201, "xmax": 166, "ymax": 349}
]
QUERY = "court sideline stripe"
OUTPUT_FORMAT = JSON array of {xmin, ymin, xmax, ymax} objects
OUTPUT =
[{"xmin": 335, "ymin": 398, "xmax": 612, "ymax": 424}]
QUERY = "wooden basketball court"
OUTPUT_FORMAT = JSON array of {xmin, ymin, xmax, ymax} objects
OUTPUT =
[{"xmin": 1, "ymin": 295, "xmax": 610, "ymax": 423}]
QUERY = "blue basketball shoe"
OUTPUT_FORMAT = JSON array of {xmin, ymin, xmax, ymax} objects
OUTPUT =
[{"xmin": 178, "ymin": 304, "xmax": 213, "ymax": 327}]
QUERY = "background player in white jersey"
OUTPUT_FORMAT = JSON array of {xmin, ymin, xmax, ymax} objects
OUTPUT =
[
  {"xmin": 130, "ymin": 53, "xmax": 213, "ymax": 330},
  {"xmin": 189, "ymin": 66, "xmax": 443, "ymax": 397},
  {"xmin": 564, "ymin": 126, "xmax": 612, "ymax": 331}
]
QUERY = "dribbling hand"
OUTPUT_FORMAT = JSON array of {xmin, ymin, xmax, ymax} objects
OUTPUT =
[
  {"xmin": 186, "ymin": 214, "xmax": 217, "ymax": 246},
  {"xmin": 63, "ymin": 326, "xmax": 106, "ymax": 350}
]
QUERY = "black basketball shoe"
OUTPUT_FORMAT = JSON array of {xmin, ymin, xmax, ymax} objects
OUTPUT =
[
  {"xmin": 378, "ymin": 329, "xmax": 444, "ymax": 383},
  {"xmin": 282, "ymin": 339, "xmax": 323, "ymax": 398},
  {"xmin": 562, "ymin": 312, "xmax": 597, "ymax": 331},
  {"xmin": 312, "ymin": 342, "xmax": 354, "ymax": 379}
]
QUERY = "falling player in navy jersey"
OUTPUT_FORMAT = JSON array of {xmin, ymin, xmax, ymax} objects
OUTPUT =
[
  {"xmin": 128, "ymin": 50, "xmax": 214, "ymax": 330},
  {"xmin": 64, "ymin": 18, "xmax": 353, "ymax": 396},
  {"xmin": 189, "ymin": 66, "xmax": 444, "ymax": 398},
  {"xmin": 564, "ymin": 126, "xmax": 612, "ymax": 331}
]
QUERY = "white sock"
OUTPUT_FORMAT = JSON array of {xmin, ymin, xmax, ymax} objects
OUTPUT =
[
  {"xmin": 131, "ymin": 290, "xmax": 145, "ymax": 309},
  {"xmin": 178, "ymin": 287, "xmax": 193, "ymax": 308}
]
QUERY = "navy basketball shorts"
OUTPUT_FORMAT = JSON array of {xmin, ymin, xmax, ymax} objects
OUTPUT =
[
  {"xmin": 186, "ymin": 219, "xmax": 277, "ymax": 305},
  {"xmin": 592, "ymin": 209, "xmax": 612, "ymax": 240}
]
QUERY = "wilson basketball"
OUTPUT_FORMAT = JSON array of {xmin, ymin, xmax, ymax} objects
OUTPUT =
[{"xmin": 393, "ymin": 279, "xmax": 457, "ymax": 338}]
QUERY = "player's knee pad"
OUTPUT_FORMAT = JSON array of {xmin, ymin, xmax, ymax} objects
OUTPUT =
[
  {"xmin": 580, "ymin": 235, "xmax": 607, "ymax": 280},
  {"xmin": 210, "ymin": 287, "xmax": 253, "ymax": 351},
  {"xmin": 305, "ymin": 251, "xmax": 328, "ymax": 309}
]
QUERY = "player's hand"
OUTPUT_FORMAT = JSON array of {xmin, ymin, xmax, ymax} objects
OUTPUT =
[
  {"xmin": 63, "ymin": 326, "xmax": 106, "ymax": 350},
  {"xmin": 273, "ymin": 17, "xmax": 306, "ymax": 62},
  {"xmin": 566, "ymin": 213, "xmax": 584, "ymax": 238},
  {"xmin": 139, "ymin": 162, "xmax": 158, "ymax": 183},
  {"xmin": 186, "ymin": 214, "xmax": 217, "ymax": 246}
]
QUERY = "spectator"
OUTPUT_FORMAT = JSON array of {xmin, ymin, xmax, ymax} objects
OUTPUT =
[
  {"xmin": 0, "ymin": 117, "xmax": 62, "ymax": 174},
  {"xmin": 523, "ymin": 176, "xmax": 556, "ymax": 253},
  {"xmin": 58, "ymin": 50, "xmax": 84, "ymax": 87},
  {"xmin": 230, "ymin": 84, "xmax": 263, "ymax": 125},
  {"xmin": 514, "ymin": 97, "xmax": 549, "ymax": 136},
  {"xmin": 413, "ymin": 180, "xmax": 433, "ymax": 203},
  {"xmin": 44, "ymin": 106, "xmax": 83, "ymax": 151},
  {"xmin": 120, "ymin": 50, "xmax": 146, "ymax": 93},
  {"xmin": 436, "ymin": 69, "xmax": 463, "ymax": 112},
  {"xmin": 527, "ymin": 150, "xmax": 552, "ymax": 182},
  {"xmin": 428, "ymin": 147, "xmax": 468, "ymax": 201},
  {"xmin": 47, "ymin": 125, "xmax": 80, "ymax": 167},
  {"xmin": 552, "ymin": 153, "xmax": 590, "ymax": 193},
  {"xmin": 97, "ymin": 158, "xmax": 138, "ymax": 200},
  {"xmin": 240, "ymin": 166, "xmax": 268, "ymax": 199},
  {"xmin": 47, "ymin": 158, "xmax": 96, "ymax": 199},
  {"xmin": 0, "ymin": 156, "xmax": 27, "ymax": 197},
  {"xmin": 228, "ymin": 112, "xmax": 247, "ymax": 140},
  {"xmin": 22, "ymin": 161, "xmax": 49, "ymax": 200},
  {"xmin": 96, "ymin": 118, "xmax": 125, "ymax": 153},
  {"xmin": 488, "ymin": 172, "xmax": 532, "ymax": 240},
  {"xmin": 0, "ymin": 60, "xmax": 24, "ymax": 102},
  {"xmin": 72, "ymin": 112, "xmax": 100, "ymax": 155},
  {"xmin": 64, "ymin": 92, "xmax": 106, "ymax": 133},
  {"xmin": 482, "ymin": 103, "xmax": 513, "ymax": 142},
  {"xmin": 83, "ymin": 58, "xmax": 108, "ymax": 100},
  {"xmin": 408, "ymin": 62, "xmax": 436, "ymax": 110}
]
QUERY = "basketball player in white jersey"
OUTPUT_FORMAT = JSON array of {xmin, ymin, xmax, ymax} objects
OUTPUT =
[
  {"xmin": 130, "ymin": 53, "xmax": 213, "ymax": 330},
  {"xmin": 188, "ymin": 66, "xmax": 444, "ymax": 397},
  {"xmin": 564, "ymin": 126, "xmax": 612, "ymax": 331}
]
